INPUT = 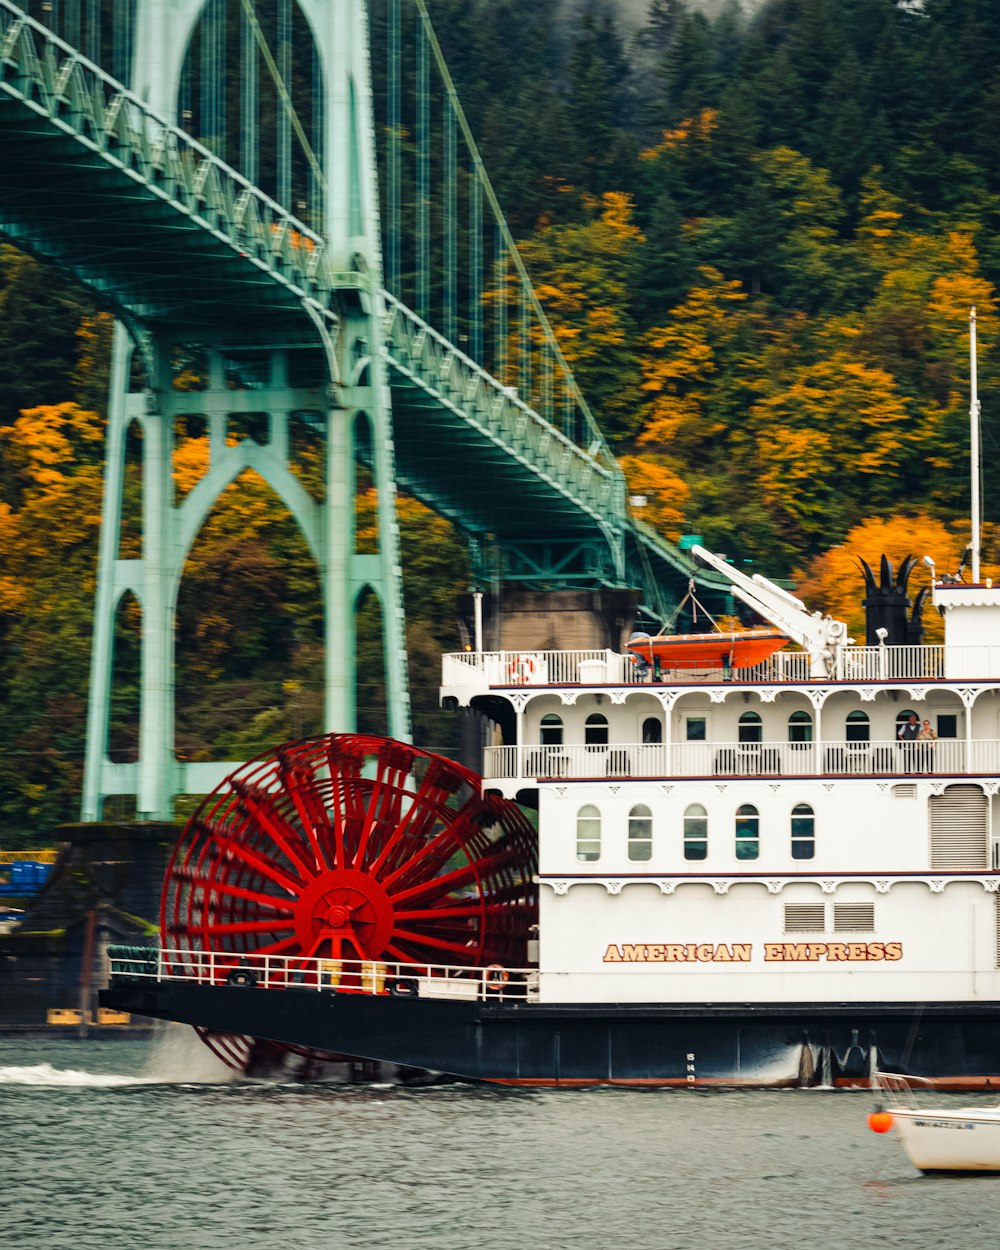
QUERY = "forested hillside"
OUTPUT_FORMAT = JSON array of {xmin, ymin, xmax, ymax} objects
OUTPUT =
[{"xmin": 1, "ymin": 0, "xmax": 998, "ymax": 838}]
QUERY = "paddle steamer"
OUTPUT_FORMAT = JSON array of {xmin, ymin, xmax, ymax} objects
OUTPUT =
[{"xmin": 103, "ymin": 547, "xmax": 1000, "ymax": 1087}]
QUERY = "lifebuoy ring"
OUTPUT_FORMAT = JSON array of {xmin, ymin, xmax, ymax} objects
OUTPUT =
[
  {"xmin": 507, "ymin": 656, "xmax": 536, "ymax": 685},
  {"xmin": 388, "ymin": 977, "xmax": 419, "ymax": 998},
  {"xmin": 226, "ymin": 968, "xmax": 257, "ymax": 988},
  {"xmin": 484, "ymin": 964, "xmax": 509, "ymax": 989}
]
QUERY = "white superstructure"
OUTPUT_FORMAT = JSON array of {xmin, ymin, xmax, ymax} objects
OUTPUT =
[{"xmin": 441, "ymin": 580, "xmax": 1000, "ymax": 1009}]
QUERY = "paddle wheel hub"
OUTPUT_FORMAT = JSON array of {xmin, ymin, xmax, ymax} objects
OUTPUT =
[
  {"xmin": 160, "ymin": 732, "xmax": 538, "ymax": 1074},
  {"xmin": 293, "ymin": 869, "xmax": 394, "ymax": 957}
]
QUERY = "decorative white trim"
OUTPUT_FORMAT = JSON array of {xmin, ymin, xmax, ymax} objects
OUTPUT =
[{"xmin": 536, "ymin": 873, "xmax": 1000, "ymax": 895}]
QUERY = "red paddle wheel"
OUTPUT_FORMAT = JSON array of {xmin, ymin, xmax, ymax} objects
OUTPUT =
[{"xmin": 160, "ymin": 733, "xmax": 538, "ymax": 1073}]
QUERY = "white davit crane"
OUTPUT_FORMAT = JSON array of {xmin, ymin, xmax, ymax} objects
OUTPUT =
[{"xmin": 690, "ymin": 545, "xmax": 850, "ymax": 678}]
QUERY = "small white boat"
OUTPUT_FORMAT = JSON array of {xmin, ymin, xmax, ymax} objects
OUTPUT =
[{"xmin": 869, "ymin": 1072, "xmax": 1000, "ymax": 1173}]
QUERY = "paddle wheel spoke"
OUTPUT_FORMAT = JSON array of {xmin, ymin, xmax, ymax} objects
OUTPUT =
[
  {"xmin": 252, "ymin": 935, "xmax": 305, "ymax": 957},
  {"xmin": 388, "ymin": 858, "xmax": 488, "ymax": 906},
  {"xmin": 394, "ymin": 902, "xmax": 510, "ymax": 922},
  {"xmin": 276, "ymin": 758, "xmax": 332, "ymax": 870},
  {"xmin": 389, "ymin": 927, "xmax": 479, "ymax": 957},
  {"xmin": 230, "ymin": 785, "xmax": 317, "ymax": 878},
  {"xmin": 212, "ymin": 835, "xmax": 307, "ymax": 896},
  {"xmin": 199, "ymin": 881, "xmax": 297, "ymax": 912},
  {"xmin": 199, "ymin": 919, "xmax": 297, "ymax": 937}
]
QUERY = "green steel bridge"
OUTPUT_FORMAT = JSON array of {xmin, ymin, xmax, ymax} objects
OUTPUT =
[{"xmin": 0, "ymin": 0, "xmax": 722, "ymax": 819}]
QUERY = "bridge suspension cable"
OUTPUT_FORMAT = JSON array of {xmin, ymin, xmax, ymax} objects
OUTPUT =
[{"xmin": 407, "ymin": 0, "xmax": 613, "ymax": 469}]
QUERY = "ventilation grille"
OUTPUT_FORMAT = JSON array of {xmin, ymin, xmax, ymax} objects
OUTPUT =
[
  {"xmin": 833, "ymin": 902, "xmax": 875, "ymax": 932},
  {"xmin": 929, "ymin": 785, "xmax": 989, "ymax": 870},
  {"xmin": 784, "ymin": 903, "xmax": 826, "ymax": 933},
  {"xmin": 892, "ymin": 784, "xmax": 917, "ymax": 800}
]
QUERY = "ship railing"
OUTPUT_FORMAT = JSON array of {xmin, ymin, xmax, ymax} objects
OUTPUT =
[
  {"xmin": 443, "ymin": 644, "xmax": 1000, "ymax": 688},
  {"xmin": 106, "ymin": 946, "xmax": 537, "ymax": 1002},
  {"xmin": 832, "ymin": 646, "xmax": 945, "ymax": 681},
  {"xmin": 484, "ymin": 737, "xmax": 990, "ymax": 781}
]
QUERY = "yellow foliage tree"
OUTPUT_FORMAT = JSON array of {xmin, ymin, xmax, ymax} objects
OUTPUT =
[
  {"xmin": 792, "ymin": 514, "xmax": 998, "ymax": 644},
  {"xmin": 618, "ymin": 454, "xmax": 690, "ymax": 540}
]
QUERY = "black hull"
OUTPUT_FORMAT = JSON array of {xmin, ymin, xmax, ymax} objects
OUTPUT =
[{"xmin": 101, "ymin": 983, "xmax": 1000, "ymax": 1088}]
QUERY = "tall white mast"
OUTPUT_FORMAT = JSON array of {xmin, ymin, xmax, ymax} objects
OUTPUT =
[{"xmin": 970, "ymin": 306, "xmax": 982, "ymax": 584}]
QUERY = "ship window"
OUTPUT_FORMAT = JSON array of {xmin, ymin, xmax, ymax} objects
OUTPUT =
[
  {"xmin": 738, "ymin": 711, "xmax": 762, "ymax": 744},
  {"xmin": 784, "ymin": 903, "xmax": 825, "ymax": 932},
  {"xmin": 576, "ymin": 805, "xmax": 601, "ymax": 862},
  {"xmin": 683, "ymin": 804, "xmax": 708, "ymax": 861},
  {"xmin": 540, "ymin": 714, "xmax": 563, "ymax": 746},
  {"xmin": 642, "ymin": 717, "xmax": 662, "ymax": 744},
  {"xmin": 787, "ymin": 710, "xmax": 812, "ymax": 744},
  {"xmin": 896, "ymin": 709, "xmax": 919, "ymax": 732},
  {"xmin": 735, "ymin": 804, "xmax": 759, "ymax": 861},
  {"xmin": 584, "ymin": 713, "xmax": 609, "ymax": 747},
  {"xmin": 791, "ymin": 804, "xmax": 815, "ymax": 860},
  {"xmin": 686, "ymin": 716, "xmax": 706, "ymax": 742},
  {"xmin": 845, "ymin": 711, "xmax": 869, "ymax": 743},
  {"xmin": 833, "ymin": 903, "xmax": 875, "ymax": 932},
  {"xmin": 937, "ymin": 714, "xmax": 958, "ymax": 739},
  {"xmin": 628, "ymin": 805, "xmax": 653, "ymax": 862}
]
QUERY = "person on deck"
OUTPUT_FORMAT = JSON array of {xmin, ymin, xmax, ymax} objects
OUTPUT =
[{"xmin": 897, "ymin": 712, "xmax": 919, "ymax": 773}]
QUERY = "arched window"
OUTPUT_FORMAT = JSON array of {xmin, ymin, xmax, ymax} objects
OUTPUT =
[
  {"xmin": 735, "ymin": 804, "xmax": 759, "ymax": 860},
  {"xmin": 683, "ymin": 804, "xmax": 708, "ymax": 861},
  {"xmin": 576, "ymin": 805, "xmax": 601, "ymax": 862},
  {"xmin": 846, "ymin": 710, "xmax": 870, "ymax": 743},
  {"xmin": 738, "ymin": 711, "xmax": 762, "ymax": 744},
  {"xmin": 788, "ymin": 710, "xmax": 813, "ymax": 744},
  {"xmin": 642, "ymin": 717, "xmax": 663, "ymax": 744},
  {"xmin": 628, "ymin": 805, "xmax": 653, "ymax": 862},
  {"xmin": 540, "ymin": 713, "xmax": 563, "ymax": 746},
  {"xmin": 791, "ymin": 804, "xmax": 815, "ymax": 860},
  {"xmin": 585, "ymin": 713, "xmax": 609, "ymax": 746}
]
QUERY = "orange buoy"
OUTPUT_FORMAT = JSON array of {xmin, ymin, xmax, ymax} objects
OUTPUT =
[{"xmin": 867, "ymin": 1110, "xmax": 894, "ymax": 1134}]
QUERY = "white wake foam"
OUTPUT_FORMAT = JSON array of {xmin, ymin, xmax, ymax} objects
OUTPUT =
[
  {"xmin": 0, "ymin": 1062, "xmax": 152, "ymax": 1087},
  {"xmin": 142, "ymin": 1021, "xmax": 235, "ymax": 1082}
]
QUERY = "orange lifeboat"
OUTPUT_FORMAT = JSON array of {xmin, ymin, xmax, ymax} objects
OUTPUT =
[{"xmin": 627, "ymin": 628, "xmax": 788, "ymax": 671}]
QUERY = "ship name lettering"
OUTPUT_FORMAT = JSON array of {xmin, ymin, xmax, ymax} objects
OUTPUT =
[
  {"xmin": 602, "ymin": 943, "xmax": 753, "ymax": 964},
  {"xmin": 604, "ymin": 941, "xmax": 903, "ymax": 964},
  {"xmin": 763, "ymin": 941, "xmax": 902, "ymax": 962}
]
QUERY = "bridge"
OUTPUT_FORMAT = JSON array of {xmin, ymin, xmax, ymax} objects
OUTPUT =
[{"xmin": 0, "ymin": 0, "xmax": 723, "ymax": 820}]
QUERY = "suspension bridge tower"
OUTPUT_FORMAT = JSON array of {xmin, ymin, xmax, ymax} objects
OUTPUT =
[{"xmin": 82, "ymin": 0, "xmax": 409, "ymax": 822}]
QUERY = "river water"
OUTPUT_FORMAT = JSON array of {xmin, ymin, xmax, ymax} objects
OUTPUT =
[{"xmin": 3, "ymin": 1032, "xmax": 1000, "ymax": 1250}]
